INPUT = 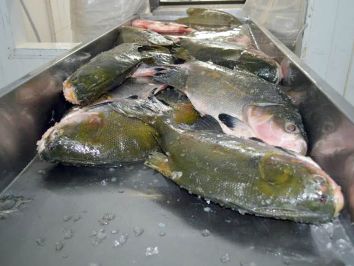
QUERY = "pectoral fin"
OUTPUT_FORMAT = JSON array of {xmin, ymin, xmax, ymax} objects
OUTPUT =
[
  {"xmin": 145, "ymin": 152, "xmax": 172, "ymax": 178},
  {"xmin": 218, "ymin": 113, "xmax": 254, "ymax": 138},
  {"xmin": 218, "ymin": 113, "xmax": 240, "ymax": 129}
]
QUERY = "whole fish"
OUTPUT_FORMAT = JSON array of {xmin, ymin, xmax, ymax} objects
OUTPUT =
[
  {"xmin": 117, "ymin": 26, "xmax": 174, "ymax": 46},
  {"xmin": 176, "ymin": 7, "xmax": 242, "ymax": 31},
  {"xmin": 110, "ymin": 99, "xmax": 343, "ymax": 223},
  {"xmin": 63, "ymin": 43, "xmax": 171, "ymax": 105},
  {"xmin": 145, "ymin": 60, "xmax": 307, "ymax": 154},
  {"xmin": 37, "ymin": 99, "xmax": 167, "ymax": 166},
  {"xmin": 132, "ymin": 19, "xmax": 194, "ymax": 35},
  {"xmin": 179, "ymin": 38, "xmax": 282, "ymax": 83}
]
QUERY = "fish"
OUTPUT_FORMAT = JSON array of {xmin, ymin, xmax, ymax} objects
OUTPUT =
[
  {"xmin": 144, "ymin": 119, "xmax": 344, "ymax": 223},
  {"xmin": 178, "ymin": 38, "xmax": 282, "ymax": 83},
  {"xmin": 110, "ymin": 99, "xmax": 343, "ymax": 223},
  {"xmin": 117, "ymin": 26, "xmax": 174, "ymax": 46},
  {"xmin": 37, "ymin": 99, "xmax": 167, "ymax": 166},
  {"xmin": 180, "ymin": 26, "xmax": 254, "ymax": 49},
  {"xmin": 176, "ymin": 7, "xmax": 242, "ymax": 31},
  {"xmin": 63, "ymin": 43, "xmax": 170, "ymax": 105},
  {"xmin": 131, "ymin": 19, "xmax": 194, "ymax": 35},
  {"xmin": 141, "ymin": 60, "xmax": 307, "ymax": 154}
]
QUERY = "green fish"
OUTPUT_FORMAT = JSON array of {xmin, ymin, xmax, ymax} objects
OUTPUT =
[
  {"xmin": 63, "ymin": 43, "xmax": 173, "ymax": 105},
  {"xmin": 117, "ymin": 26, "xmax": 174, "ymax": 46},
  {"xmin": 176, "ymin": 7, "xmax": 242, "ymax": 31},
  {"xmin": 109, "ymin": 99, "xmax": 343, "ymax": 223},
  {"xmin": 37, "ymin": 99, "xmax": 167, "ymax": 166},
  {"xmin": 178, "ymin": 38, "xmax": 282, "ymax": 83}
]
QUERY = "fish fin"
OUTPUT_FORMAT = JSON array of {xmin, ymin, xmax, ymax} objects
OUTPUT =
[
  {"xmin": 249, "ymin": 137, "xmax": 265, "ymax": 143},
  {"xmin": 144, "ymin": 152, "xmax": 172, "ymax": 178},
  {"xmin": 218, "ymin": 113, "xmax": 242, "ymax": 129},
  {"xmin": 127, "ymin": 95, "xmax": 139, "ymax": 99},
  {"xmin": 218, "ymin": 113, "xmax": 254, "ymax": 138},
  {"xmin": 191, "ymin": 115, "xmax": 223, "ymax": 132},
  {"xmin": 171, "ymin": 47, "xmax": 193, "ymax": 61},
  {"xmin": 152, "ymin": 66, "xmax": 187, "ymax": 89},
  {"xmin": 274, "ymin": 146, "xmax": 297, "ymax": 156}
]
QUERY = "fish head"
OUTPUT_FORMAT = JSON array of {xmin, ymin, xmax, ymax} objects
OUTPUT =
[
  {"xmin": 245, "ymin": 103, "xmax": 308, "ymax": 155},
  {"xmin": 256, "ymin": 153, "xmax": 344, "ymax": 223}
]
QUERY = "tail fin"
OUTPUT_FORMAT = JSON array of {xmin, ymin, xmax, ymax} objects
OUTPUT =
[{"xmin": 152, "ymin": 65, "xmax": 187, "ymax": 89}]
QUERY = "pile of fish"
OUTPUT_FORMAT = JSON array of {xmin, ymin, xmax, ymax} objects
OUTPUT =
[{"xmin": 37, "ymin": 8, "xmax": 344, "ymax": 223}]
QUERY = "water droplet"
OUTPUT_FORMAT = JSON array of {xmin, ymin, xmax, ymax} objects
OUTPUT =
[
  {"xmin": 73, "ymin": 214, "xmax": 81, "ymax": 222},
  {"xmin": 89, "ymin": 263, "xmax": 101, "ymax": 266},
  {"xmin": 101, "ymin": 180, "xmax": 107, "ymax": 186},
  {"xmin": 35, "ymin": 237, "xmax": 46, "ymax": 246},
  {"xmin": 203, "ymin": 207, "xmax": 211, "ymax": 213},
  {"xmin": 201, "ymin": 229, "xmax": 211, "ymax": 237},
  {"xmin": 63, "ymin": 229, "xmax": 74, "ymax": 239},
  {"xmin": 171, "ymin": 171, "xmax": 182, "ymax": 180},
  {"xmin": 37, "ymin": 169, "xmax": 46, "ymax": 175},
  {"xmin": 158, "ymin": 222, "xmax": 166, "ymax": 228},
  {"xmin": 238, "ymin": 209, "xmax": 247, "ymax": 215},
  {"xmin": 205, "ymin": 199, "xmax": 211, "ymax": 204},
  {"xmin": 111, "ymin": 177, "xmax": 117, "ymax": 182},
  {"xmin": 334, "ymin": 238, "xmax": 352, "ymax": 254},
  {"xmin": 118, "ymin": 189, "xmax": 125, "ymax": 193},
  {"xmin": 109, "ymin": 167, "xmax": 116, "ymax": 172},
  {"xmin": 133, "ymin": 227, "xmax": 144, "ymax": 237},
  {"xmin": 326, "ymin": 242, "xmax": 332, "ymax": 249},
  {"xmin": 145, "ymin": 246, "xmax": 159, "ymax": 256},
  {"xmin": 159, "ymin": 231, "xmax": 166, "ymax": 237},
  {"xmin": 90, "ymin": 230, "xmax": 97, "ymax": 236},
  {"xmin": 63, "ymin": 215, "xmax": 72, "ymax": 222},
  {"xmin": 113, "ymin": 233, "xmax": 128, "ymax": 247},
  {"xmin": 111, "ymin": 229, "xmax": 119, "ymax": 234},
  {"xmin": 91, "ymin": 230, "xmax": 107, "ymax": 246},
  {"xmin": 62, "ymin": 254, "xmax": 69, "ymax": 259},
  {"xmin": 220, "ymin": 253, "xmax": 230, "ymax": 263},
  {"xmin": 98, "ymin": 213, "xmax": 115, "ymax": 225},
  {"xmin": 225, "ymin": 219, "xmax": 232, "ymax": 223},
  {"xmin": 55, "ymin": 241, "xmax": 64, "ymax": 251}
]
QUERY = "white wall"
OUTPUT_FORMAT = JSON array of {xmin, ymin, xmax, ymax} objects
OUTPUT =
[
  {"xmin": 0, "ymin": 0, "xmax": 74, "ymax": 89},
  {"xmin": 302, "ymin": 0, "xmax": 354, "ymax": 105},
  {"xmin": 19, "ymin": 0, "xmax": 72, "ymax": 42}
]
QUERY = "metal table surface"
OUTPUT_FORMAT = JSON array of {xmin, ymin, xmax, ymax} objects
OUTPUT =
[
  {"xmin": 1, "ymin": 156, "xmax": 353, "ymax": 266},
  {"xmin": 1, "ymin": 8, "xmax": 354, "ymax": 266}
]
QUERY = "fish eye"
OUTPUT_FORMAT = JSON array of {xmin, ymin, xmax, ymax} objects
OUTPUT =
[{"xmin": 285, "ymin": 122, "xmax": 299, "ymax": 133}]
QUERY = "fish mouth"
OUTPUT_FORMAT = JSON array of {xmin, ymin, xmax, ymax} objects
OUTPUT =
[
  {"xmin": 301, "ymin": 158, "xmax": 345, "ymax": 217},
  {"xmin": 329, "ymin": 178, "xmax": 344, "ymax": 216},
  {"xmin": 282, "ymin": 138, "xmax": 307, "ymax": 155}
]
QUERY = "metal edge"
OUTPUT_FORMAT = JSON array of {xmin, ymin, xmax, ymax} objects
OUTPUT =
[{"xmin": 0, "ymin": 15, "xmax": 138, "ymax": 98}]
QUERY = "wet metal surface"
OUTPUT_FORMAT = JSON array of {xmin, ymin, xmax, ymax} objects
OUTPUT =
[{"xmin": 1, "ymin": 157, "xmax": 354, "ymax": 266}]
